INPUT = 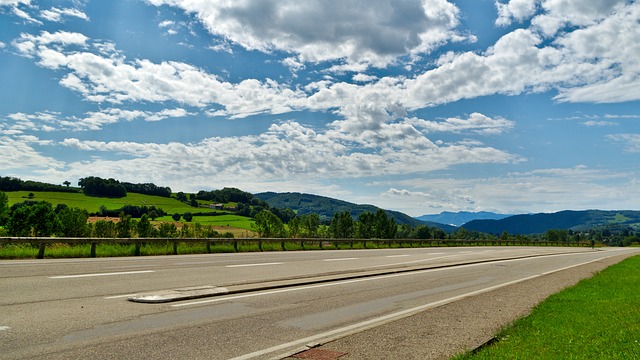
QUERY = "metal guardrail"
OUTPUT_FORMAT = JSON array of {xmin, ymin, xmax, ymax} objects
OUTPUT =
[{"xmin": 0, "ymin": 237, "xmax": 592, "ymax": 259}]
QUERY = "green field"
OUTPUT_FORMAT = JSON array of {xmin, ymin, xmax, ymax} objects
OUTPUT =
[
  {"xmin": 5, "ymin": 190, "xmax": 255, "ymax": 231},
  {"xmin": 454, "ymin": 255, "xmax": 640, "ymax": 359}
]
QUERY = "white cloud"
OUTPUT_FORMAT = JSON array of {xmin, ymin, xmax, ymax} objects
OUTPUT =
[
  {"xmin": 12, "ymin": 6, "xmax": 41, "ymax": 24},
  {"xmin": 581, "ymin": 121, "xmax": 617, "ymax": 127},
  {"xmin": 147, "ymin": 0, "xmax": 468, "ymax": 69},
  {"xmin": 0, "ymin": 136, "xmax": 63, "ymax": 170},
  {"xmin": 0, "ymin": 0, "xmax": 30, "ymax": 5},
  {"xmin": 607, "ymin": 134, "xmax": 640, "ymax": 153},
  {"xmin": 385, "ymin": 166, "xmax": 639, "ymax": 215},
  {"xmin": 408, "ymin": 113, "xmax": 515, "ymax": 135},
  {"xmin": 495, "ymin": 0, "xmax": 538, "ymax": 26},
  {"xmin": 352, "ymin": 73, "xmax": 379, "ymax": 83},
  {"xmin": 532, "ymin": 0, "xmax": 627, "ymax": 36},
  {"xmin": 40, "ymin": 7, "xmax": 89, "ymax": 22}
]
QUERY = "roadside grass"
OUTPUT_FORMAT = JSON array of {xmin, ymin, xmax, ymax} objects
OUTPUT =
[
  {"xmin": 0, "ymin": 240, "xmax": 439, "ymax": 258},
  {"xmin": 453, "ymin": 255, "xmax": 640, "ymax": 360}
]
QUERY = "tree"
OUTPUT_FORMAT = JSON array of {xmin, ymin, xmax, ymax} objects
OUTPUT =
[
  {"xmin": 356, "ymin": 212, "xmax": 375, "ymax": 238},
  {"xmin": 55, "ymin": 207, "xmax": 89, "ymax": 237},
  {"xmin": 176, "ymin": 192, "xmax": 188, "ymax": 202},
  {"xmin": 148, "ymin": 209, "xmax": 159, "ymax": 220},
  {"xmin": 93, "ymin": 220, "xmax": 116, "ymax": 238},
  {"xmin": 414, "ymin": 225, "xmax": 431, "ymax": 239},
  {"xmin": 253, "ymin": 210, "xmax": 285, "ymax": 237},
  {"xmin": 136, "ymin": 214, "xmax": 153, "ymax": 238},
  {"xmin": 183, "ymin": 212, "xmax": 193, "ymax": 222},
  {"xmin": 172, "ymin": 213, "xmax": 181, "ymax": 222},
  {"xmin": 330, "ymin": 211, "xmax": 353, "ymax": 238},
  {"xmin": 6, "ymin": 203, "xmax": 32, "ymax": 237},
  {"xmin": 373, "ymin": 209, "xmax": 396, "ymax": 239},
  {"xmin": 116, "ymin": 212, "xmax": 133, "ymax": 238},
  {"xmin": 300, "ymin": 213, "xmax": 320, "ymax": 237},
  {"xmin": 63, "ymin": 181, "xmax": 71, "ymax": 187},
  {"xmin": 0, "ymin": 191, "xmax": 8, "ymax": 226}
]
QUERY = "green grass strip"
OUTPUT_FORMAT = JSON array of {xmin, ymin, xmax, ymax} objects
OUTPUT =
[{"xmin": 454, "ymin": 255, "xmax": 640, "ymax": 359}]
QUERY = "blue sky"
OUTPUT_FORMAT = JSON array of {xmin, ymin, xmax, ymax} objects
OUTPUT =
[{"xmin": 1, "ymin": 0, "xmax": 639, "ymax": 216}]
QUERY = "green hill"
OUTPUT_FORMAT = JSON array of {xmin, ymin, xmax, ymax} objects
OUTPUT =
[
  {"xmin": 6, "ymin": 191, "xmax": 196, "ymax": 214},
  {"xmin": 255, "ymin": 191, "xmax": 455, "ymax": 231},
  {"xmin": 463, "ymin": 210, "xmax": 640, "ymax": 235}
]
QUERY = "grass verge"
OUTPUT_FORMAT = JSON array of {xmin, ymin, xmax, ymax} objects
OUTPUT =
[{"xmin": 453, "ymin": 255, "xmax": 640, "ymax": 359}]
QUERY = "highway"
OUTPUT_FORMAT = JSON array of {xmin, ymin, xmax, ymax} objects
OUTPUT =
[{"xmin": 1, "ymin": 247, "xmax": 636, "ymax": 359}]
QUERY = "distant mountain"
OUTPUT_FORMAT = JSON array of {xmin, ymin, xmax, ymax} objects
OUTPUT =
[
  {"xmin": 463, "ymin": 210, "xmax": 640, "ymax": 235},
  {"xmin": 255, "ymin": 192, "xmax": 456, "ymax": 232},
  {"xmin": 416, "ymin": 211, "xmax": 510, "ymax": 227}
]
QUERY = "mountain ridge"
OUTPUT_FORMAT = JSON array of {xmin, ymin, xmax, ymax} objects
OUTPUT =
[
  {"xmin": 462, "ymin": 210, "xmax": 640, "ymax": 235},
  {"xmin": 416, "ymin": 211, "xmax": 510, "ymax": 227},
  {"xmin": 254, "ymin": 191, "xmax": 456, "ymax": 232}
]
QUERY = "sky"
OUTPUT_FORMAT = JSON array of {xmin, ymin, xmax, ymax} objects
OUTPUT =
[{"xmin": 0, "ymin": 0, "xmax": 639, "ymax": 217}]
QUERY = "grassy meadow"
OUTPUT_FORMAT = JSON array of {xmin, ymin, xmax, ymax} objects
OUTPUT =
[
  {"xmin": 4, "ymin": 190, "xmax": 256, "ymax": 233},
  {"xmin": 454, "ymin": 255, "xmax": 640, "ymax": 359}
]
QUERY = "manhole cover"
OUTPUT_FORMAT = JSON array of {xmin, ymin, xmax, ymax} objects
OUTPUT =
[{"xmin": 292, "ymin": 348, "xmax": 347, "ymax": 360}]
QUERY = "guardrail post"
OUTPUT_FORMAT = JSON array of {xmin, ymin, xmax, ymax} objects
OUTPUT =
[
  {"xmin": 259, "ymin": 239, "xmax": 263, "ymax": 251},
  {"xmin": 37, "ymin": 242, "xmax": 46, "ymax": 259},
  {"xmin": 173, "ymin": 241, "xmax": 178, "ymax": 255},
  {"xmin": 206, "ymin": 241, "xmax": 211, "ymax": 253},
  {"xmin": 281, "ymin": 240, "xmax": 286, "ymax": 251},
  {"xmin": 90, "ymin": 243, "xmax": 97, "ymax": 258},
  {"xmin": 134, "ymin": 242, "xmax": 141, "ymax": 256},
  {"xmin": 234, "ymin": 240, "xmax": 238, "ymax": 252}
]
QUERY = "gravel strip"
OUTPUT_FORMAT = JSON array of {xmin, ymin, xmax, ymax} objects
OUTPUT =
[{"xmin": 296, "ymin": 253, "xmax": 635, "ymax": 360}]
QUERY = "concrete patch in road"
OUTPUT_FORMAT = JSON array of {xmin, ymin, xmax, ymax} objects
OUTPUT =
[{"xmin": 128, "ymin": 285, "xmax": 229, "ymax": 303}]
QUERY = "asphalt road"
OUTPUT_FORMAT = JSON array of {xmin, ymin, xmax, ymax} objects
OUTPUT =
[{"xmin": 1, "ymin": 247, "xmax": 636, "ymax": 359}]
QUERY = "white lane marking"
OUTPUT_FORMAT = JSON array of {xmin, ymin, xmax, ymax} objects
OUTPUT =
[
  {"xmin": 225, "ymin": 262, "xmax": 284, "ymax": 268},
  {"xmin": 0, "ymin": 326, "xmax": 10, "ymax": 331},
  {"xmin": 385, "ymin": 255, "xmax": 410, "ymax": 258},
  {"xmin": 322, "ymin": 258, "xmax": 358, "ymax": 262},
  {"xmin": 226, "ymin": 254, "xmax": 618, "ymax": 360},
  {"xmin": 48, "ymin": 270, "xmax": 155, "ymax": 279},
  {"xmin": 104, "ymin": 293, "xmax": 139, "ymax": 299}
]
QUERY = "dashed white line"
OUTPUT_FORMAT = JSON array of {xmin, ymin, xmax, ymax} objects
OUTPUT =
[
  {"xmin": 0, "ymin": 326, "xmax": 10, "ymax": 331},
  {"xmin": 226, "ymin": 262, "xmax": 284, "ymax": 268},
  {"xmin": 385, "ymin": 255, "xmax": 410, "ymax": 258},
  {"xmin": 48, "ymin": 270, "xmax": 155, "ymax": 279},
  {"xmin": 322, "ymin": 258, "xmax": 358, "ymax": 262}
]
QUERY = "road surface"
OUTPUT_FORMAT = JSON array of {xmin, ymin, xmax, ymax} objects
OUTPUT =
[{"xmin": 1, "ymin": 246, "xmax": 636, "ymax": 359}]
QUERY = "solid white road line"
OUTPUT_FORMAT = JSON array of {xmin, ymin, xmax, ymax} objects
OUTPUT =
[
  {"xmin": 385, "ymin": 254, "xmax": 410, "ymax": 258},
  {"xmin": 48, "ymin": 270, "xmax": 155, "ymax": 279},
  {"xmin": 225, "ymin": 262, "xmax": 284, "ymax": 268},
  {"xmin": 104, "ymin": 293, "xmax": 140, "ymax": 299}
]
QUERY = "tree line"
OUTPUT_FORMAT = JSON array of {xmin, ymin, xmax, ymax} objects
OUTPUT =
[{"xmin": 0, "ymin": 176, "xmax": 79, "ymax": 193}]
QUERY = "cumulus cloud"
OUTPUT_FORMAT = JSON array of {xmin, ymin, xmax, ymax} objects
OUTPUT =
[
  {"xmin": 146, "ymin": 0, "xmax": 468, "ymax": 69},
  {"xmin": 495, "ymin": 0, "xmax": 538, "ymax": 26}
]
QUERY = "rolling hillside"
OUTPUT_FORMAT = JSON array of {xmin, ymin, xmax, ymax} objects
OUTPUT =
[
  {"xmin": 255, "ymin": 192, "xmax": 456, "ymax": 231},
  {"xmin": 463, "ymin": 210, "xmax": 640, "ymax": 235}
]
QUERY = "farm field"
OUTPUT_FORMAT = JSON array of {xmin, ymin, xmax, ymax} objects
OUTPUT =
[{"xmin": 5, "ymin": 190, "xmax": 255, "ymax": 233}]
